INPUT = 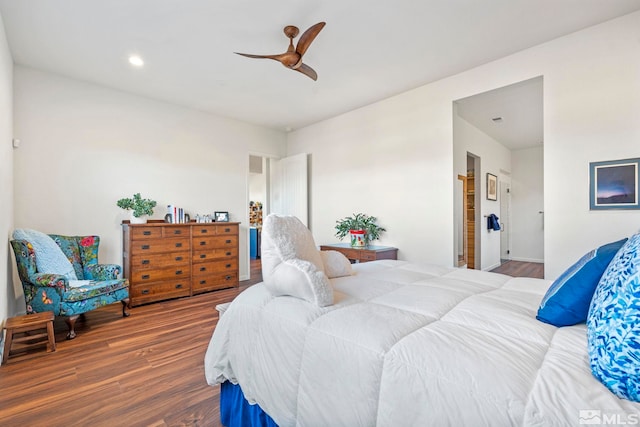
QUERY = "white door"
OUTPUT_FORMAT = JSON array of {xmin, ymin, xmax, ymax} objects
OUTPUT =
[
  {"xmin": 269, "ymin": 153, "xmax": 309, "ymax": 226},
  {"xmin": 500, "ymin": 181, "xmax": 511, "ymax": 261}
]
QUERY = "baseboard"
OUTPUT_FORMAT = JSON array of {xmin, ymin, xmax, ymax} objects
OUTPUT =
[
  {"xmin": 509, "ymin": 256, "xmax": 544, "ymax": 264},
  {"xmin": 239, "ymin": 274, "xmax": 249, "ymax": 281},
  {"xmin": 484, "ymin": 262, "xmax": 502, "ymax": 272}
]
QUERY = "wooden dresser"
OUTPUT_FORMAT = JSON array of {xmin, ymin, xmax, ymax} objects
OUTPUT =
[
  {"xmin": 319, "ymin": 243, "xmax": 398, "ymax": 263},
  {"xmin": 122, "ymin": 221, "xmax": 239, "ymax": 306}
]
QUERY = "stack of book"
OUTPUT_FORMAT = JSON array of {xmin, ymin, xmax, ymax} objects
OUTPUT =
[{"xmin": 167, "ymin": 205, "xmax": 189, "ymax": 223}]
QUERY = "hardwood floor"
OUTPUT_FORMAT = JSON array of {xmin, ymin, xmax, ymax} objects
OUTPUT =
[
  {"xmin": 490, "ymin": 260, "xmax": 545, "ymax": 279},
  {"xmin": 0, "ymin": 259, "xmax": 263, "ymax": 427},
  {"xmin": 0, "ymin": 258, "xmax": 542, "ymax": 426}
]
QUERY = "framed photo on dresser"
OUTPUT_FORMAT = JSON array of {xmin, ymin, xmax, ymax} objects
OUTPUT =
[{"xmin": 215, "ymin": 211, "xmax": 230, "ymax": 222}]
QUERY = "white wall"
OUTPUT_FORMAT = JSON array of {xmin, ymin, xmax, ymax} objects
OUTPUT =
[
  {"xmin": 12, "ymin": 67, "xmax": 286, "ymax": 299},
  {"xmin": 0, "ymin": 12, "xmax": 14, "ymax": 331},
  {"xmin": 453, "ymin": 112, "xmax": 511, "ymax": 271},
  {"xmin": 511, "ymin": 146, "xmax": 544, "ymax": 263},
  {"xmin": 288, "ymin": 11, "xmax": 640, "ymax": 279}
]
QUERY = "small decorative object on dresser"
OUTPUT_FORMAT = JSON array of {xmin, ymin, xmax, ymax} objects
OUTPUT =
[
  {"xmin": 117, "ymin": 193, "xmax": 157, "ymax": 224},
  {"xmin": 334, "ymin": 213, "xmax": 386, "ymax": 247},
  {"xmin": 121, "ymin": 221, "xmax": 239, "ymax": 306},
  {"xmin": 215, "ymin": 211, "xmax": 230, "ymax": 222}
]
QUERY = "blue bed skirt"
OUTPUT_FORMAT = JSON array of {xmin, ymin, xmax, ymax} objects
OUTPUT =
[{"xmin": 220, "ymin": 381, "xmax": 278, "ymax": 427}]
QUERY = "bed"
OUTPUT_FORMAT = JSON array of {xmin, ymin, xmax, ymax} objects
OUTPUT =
[{"xmin": 204, "ymin": 215, "xmax": 640, "ymax": 426}]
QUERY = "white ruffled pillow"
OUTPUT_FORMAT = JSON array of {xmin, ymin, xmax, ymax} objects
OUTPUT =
[
  {"xmin": 320, "ymin": 250, "xmax": 353, "ymax": 278},
  {"xmin": 12, "ymin": 228, "xmax": 78, "ymax": 280},
  {"xmin": 261, "ymin": 214, "xmax": 333, "ymax": 306}
]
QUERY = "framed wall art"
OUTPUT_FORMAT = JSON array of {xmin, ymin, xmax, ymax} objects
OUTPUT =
[
  {"xmin": 589, "ymin": 157, "xmax": 640, "ymax": 210},
  {"xmin": 486, "ymin": 173, "xmax": 498, "ymax": 201}
]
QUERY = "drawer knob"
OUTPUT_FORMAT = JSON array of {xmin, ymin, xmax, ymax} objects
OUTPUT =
[
  {"xmin": 200, "ymin": 229, "xmax": 208, "ymax": 233},
  {"xmin": 200, "ymin": 280, "xmax": 206, "ymax": 285},
  {"xmin": 175, "ymin": 243, "xmax": 182, "ymax": 248},
  {"xmin": 225, "ymin": 239, "xmax": 231, "ymax": 244},
  {"xmin": 141, "ymin": 289, "xmax": 150, "ymax": 295},
  {"xmin": 141, "ymin": 259, "xmax": 150, "ymax": 265},
  {"xmin": 226, "ymin": 264, "xmax": 231, "ymax": 268},
  {"xmin": 225, "ymin": 275, "xmax": 232, "ymax": 280},
  {"xmin": 142, "ymin": 274, "xmax": 150, "ymax": 280},
  {"xmin": 200, "ymin": 267, "xmax": 206, "ymax": 272},
  {"xmin": 200, "ymin": 241, "xmax": 206, "ymax": 246},
  {"xmin": 224, "ymin": 228, "xmax": 231, "ymax": 232},
  {"xmin": 175, "ymin": 256, "xmax": 183, "ymax": 261},
  {"xmin": 176, "ymin": 270, "xmax": 183, "ymax": 275},
  {"xmin": 200, "ymin": 254, "xmax": 206, "ymax": 259},
  {"xmin": 174, "ymin": 230, "xmax": 182, "ymax": 235},
  {"xmin": 225, "ymin": 252, "xmax": 231, "ymax": 256},
  {"xmin": 143, "ymin": 231, "xmax": 151, "ymax": 236},
  {"xmin": 176, "ymin": 284, "xmax": 183, "ymax": 289},
  {"xmin": 141, "ymin": 245, "xmax": 150, "ymax": 250}
]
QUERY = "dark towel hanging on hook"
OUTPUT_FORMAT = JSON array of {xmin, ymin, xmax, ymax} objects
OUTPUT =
[{"xmin": 487, "ymin": 214, "xmax": 501, "ymax": 231}]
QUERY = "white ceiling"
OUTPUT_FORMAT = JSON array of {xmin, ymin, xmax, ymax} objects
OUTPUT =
[
  {"xmin": 455, "ymin": 76, "xmax": 544, "ymax": 151},
  {"xmin": 0, "ymin": 0, "xmax": 639, "ymax": 137}
]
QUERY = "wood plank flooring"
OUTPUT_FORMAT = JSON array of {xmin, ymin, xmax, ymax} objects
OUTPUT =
[
  {"xmin": 0, "ymin": 258, "xmax": 542, "ymax": 426},
  {"xmin": 490, "ymin": 260, "xmax": 545, "ymax": 279}
]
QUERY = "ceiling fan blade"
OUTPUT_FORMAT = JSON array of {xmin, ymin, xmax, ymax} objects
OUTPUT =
[
  {"xmin": 296, "ymin": 22, "xmax": 325, "ymax": 57},
  {"xmin": 235, "ymin": 52, "xmax": 285, "ymax": 61},
  {"xmin": 295, "ymin": 63, "xmax": 318, "ymax": 81}
]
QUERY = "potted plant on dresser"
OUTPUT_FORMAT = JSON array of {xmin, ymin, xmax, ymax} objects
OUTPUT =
[
  {"xmin": 117, "ymin": 193, "xmax": 157, "ymax": 224},
  {"xmin": 335, "ymin": 213, "xmax": 386, "ymax": 247}
]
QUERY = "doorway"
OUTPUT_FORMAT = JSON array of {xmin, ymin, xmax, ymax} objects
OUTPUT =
[
  {"xmin": 453, "ymin": 76, "xmax": 544, "ymax": 271},
  {"xmin": 499, "ymin": 178, "xmax": 511, "ymax": 262}
]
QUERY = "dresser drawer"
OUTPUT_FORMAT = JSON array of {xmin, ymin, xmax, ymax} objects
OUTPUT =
[
  {"xmin": 131, "ymin": 279, "xmax": 190, "ymax": 304},
  {"xmin": 192, "ymin": 272, "xmax": 238, "ymax": 294},
  {"xmin": 162, "ymin": 226, "xmax": 190, "ymax": 238},
  {"xmin": 192, "ymin": 235, "xmax": 238, "ymax": 249},
  {"xmin": 130, "ymin": 226, "xmax": 163, "ymax": 240},
  {"xmin": 192, "ymin": 247, "xmax": 238, "ymax": 262},
  {"xmin": 360, "ymin": 251, "xmax": 377, "ymax": 261},
  {"xmin": 192, "ymin": 259, "xmax": 238, "ymax": 277},
  {"xmin": 215, "ymin": 224, "xmax": 238, "ymax": 235},
  {"xmin": 129, "ymin": 265, "xmax": 191, "ymax": 284},
  {"xmin": 130, "ymin": 237, "xmax": 190, "ymax": 255},
  {"xmin": 130, "ymin": 252, "xmax": 190, "ymax": 270},
  {"xmin": 192, "ymin": 225, "xmax": 217, "ymax": 236}
]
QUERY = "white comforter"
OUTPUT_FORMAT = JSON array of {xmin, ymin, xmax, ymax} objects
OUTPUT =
[{"xmin": 204, "ymin": 260, "xmax": 640, "ymax": 426}]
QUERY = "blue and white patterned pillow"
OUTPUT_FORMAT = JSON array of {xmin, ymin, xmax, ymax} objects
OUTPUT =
[{"xmin": 587, "ymin": 233, "xmax": 640, "ymax": 402}]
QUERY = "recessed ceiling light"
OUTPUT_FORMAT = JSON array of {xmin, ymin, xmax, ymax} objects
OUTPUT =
[{"xmin": 128, "ymin": 55, "xmax": 144, "ymax": 67}]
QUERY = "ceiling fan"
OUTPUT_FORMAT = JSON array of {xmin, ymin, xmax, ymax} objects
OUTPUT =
[{"xmin": 235, "ymin": 22, "xmax": 326, "ymax": 81}]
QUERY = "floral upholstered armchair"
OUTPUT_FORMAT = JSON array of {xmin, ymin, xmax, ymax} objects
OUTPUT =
[{"xmin": 11, "ymin": 232, "xmax": 130, "ymax": 339}]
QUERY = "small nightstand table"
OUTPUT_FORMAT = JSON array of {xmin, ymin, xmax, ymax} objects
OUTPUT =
[{"xmin": 320, "ymin": 243, "xmax": 398, "ymax": 263}]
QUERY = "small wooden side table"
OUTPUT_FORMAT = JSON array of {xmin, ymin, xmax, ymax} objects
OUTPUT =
[
  {"xmin": 2, "ymin": 311, "xmax": 56, "ymax": 364},
  {"xmin": 320, "ymin": 243, "xmax": 398, "ymax": 263}
]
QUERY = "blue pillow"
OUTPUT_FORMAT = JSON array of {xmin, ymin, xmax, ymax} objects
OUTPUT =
[
  {"xmin": 587, "ymin": 233, "xmax": 640, "ymax": 402},
  {"xmin": 536, "ymin": 238, "xmax": 627, "ymax": 327},
  {"xmin": 12, "ymin": 228, "xmax": 78, "ymax": 280}
]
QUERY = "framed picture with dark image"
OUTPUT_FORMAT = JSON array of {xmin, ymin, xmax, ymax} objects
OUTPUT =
[
  {"xmin": 590, "ymin": 157, "xmax": 640, "ymax": 210},
  {"xmin": 487, "ymin": 173, "xmax": 498, "ymax": 201},
  {"xmin": 215, "ymin": 211, "xmax": 230, "ymax": 222}
]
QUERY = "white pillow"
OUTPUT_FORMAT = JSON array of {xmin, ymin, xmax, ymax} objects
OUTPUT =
[
  {"xmin": 12, "ymin": 228, "xmax": 78, "ymax": 280},
  {"xmin": 320, "ymin": 250, "xmax": 353, "ymax": 278},
  {"xmin": 261, "ymin": 214, "xmax": 333, "ymax": 306}
]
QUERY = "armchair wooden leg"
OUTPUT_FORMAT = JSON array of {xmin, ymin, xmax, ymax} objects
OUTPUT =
[
  {"xmin": 65, "ymin": 315, "xmax": 79, "ymax": 340},
  {"xmin": 121, "ymin": 298, "xmax": 131, "ymax": 317}
]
